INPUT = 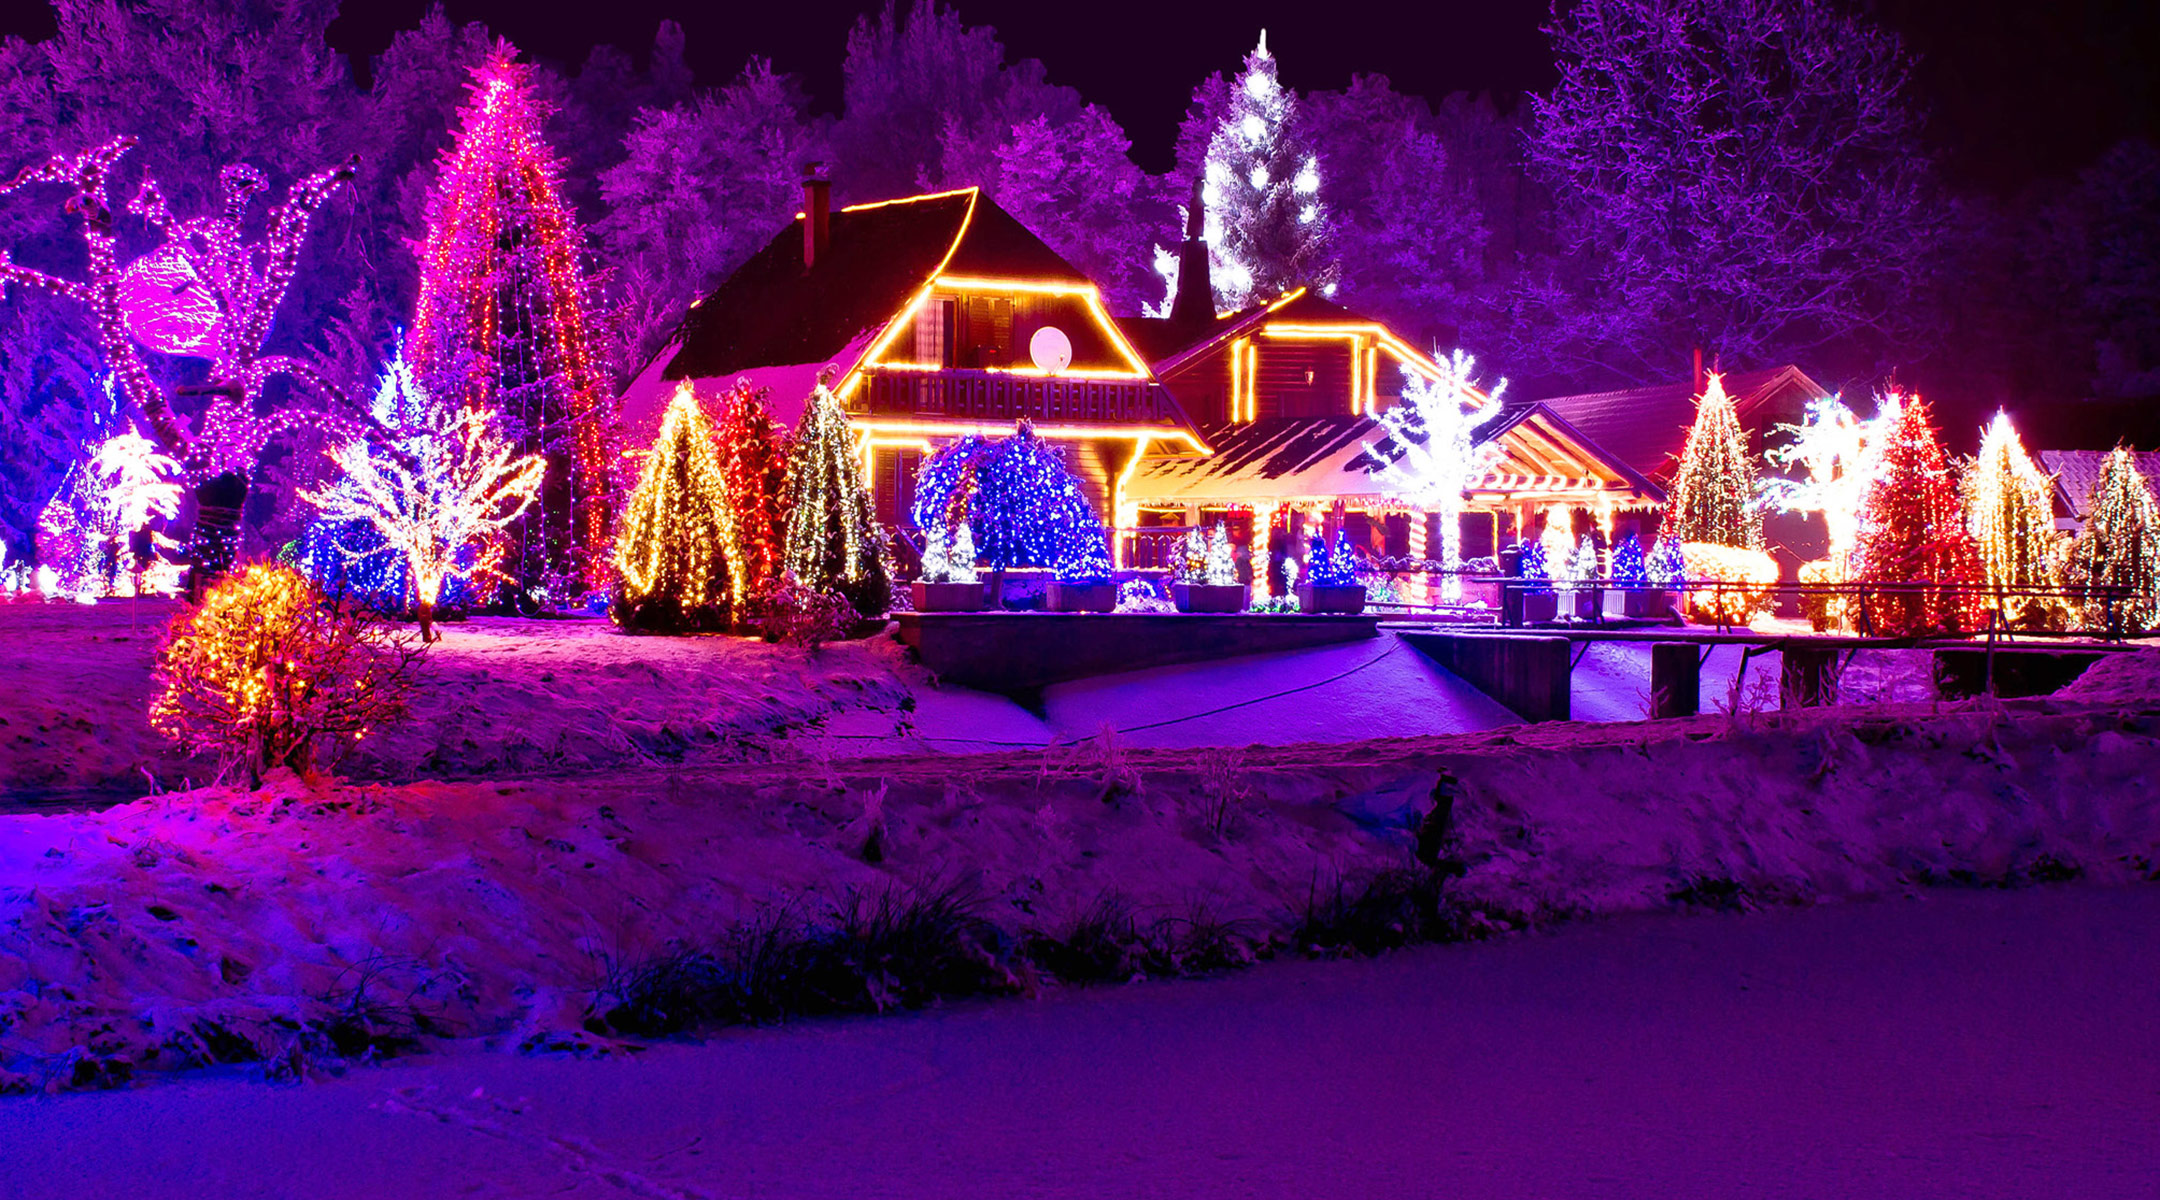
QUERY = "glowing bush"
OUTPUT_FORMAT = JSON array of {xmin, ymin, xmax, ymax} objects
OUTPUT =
[
  {"xmin": 1679, "ymin": 542, "xmax": 1779, "ymax": 625},
  {"xmin": 1797, "ymin": 557, "xmax": 1848, "ymax": 631},
  {"xmin": 150, "ymin": 563, "xmax": 425, "ymax": 782}
]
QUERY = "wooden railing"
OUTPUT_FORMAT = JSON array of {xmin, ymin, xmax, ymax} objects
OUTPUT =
[
  {"xmin": 855, "ymin": 367, "xmax": 1175, "ymax": 425},
  {"xmin": 1118, "ymin": 526, "xmax": 1196, "ymax": 571}
]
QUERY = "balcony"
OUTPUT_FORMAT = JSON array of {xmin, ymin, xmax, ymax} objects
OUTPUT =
[{"xmin": 853, "ymin": 366, "xmax": 1178, "ymax": 427}]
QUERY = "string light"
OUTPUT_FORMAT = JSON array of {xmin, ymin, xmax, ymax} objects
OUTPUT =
[
  {"xmin": 1664, "ymin": 373, "xmax": 1763, "ymax": 550},
  {"xmin": 1851, "ymin": 392, "xmax": 1982, "ymax": 634},
  {"xmin": 1365, "ymin": 350, "xmax": 1509, "ymax": 601},
  {"xmin": 1965, "ymin": 411, "xmax": 2068, "ymax": 630},
  {"xmin": 613, "ymin": 386, "xmax": 745, "ymax": 631},
  {"xmin": 412, "ymin": 52, "xmax": 616, "ymax": 597},
  {"xmin": 909, "ymin": 420, "xmax": 1107, "ymax": 572},
  {"xmin": 782, "ymin": 379, "xmax": 889, "ymax": 614},
  {"xmin": 301, "ymin": 346, "xmax": 547, "ymax": 641},
  {"xmin": 2064, "ymin": 446, "xmax": 2160, "ymax": 632}
]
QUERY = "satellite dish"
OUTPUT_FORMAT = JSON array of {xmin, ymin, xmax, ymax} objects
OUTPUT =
[{"xmin": 1029, "ymin": 326, "xmax": 1073, "ymax": 375}]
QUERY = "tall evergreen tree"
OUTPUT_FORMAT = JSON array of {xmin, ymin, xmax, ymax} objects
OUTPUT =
[
  {"xmin": 1159, "ymin": 32, "xmax": 1337, "ymax": 316},
  {"xmin": 782, "ymin": 379, "xmax": 887, "ymax": 615},
  {"xmin": 1852, "ymin": 394, "xmax": 1982, "ymax": 634},
  {"xmin": 2065, "ymin": 447, "xmax": 2160, "ymax": 632},
  {"xmin": 1664, "ymin": 375, "xmax": 1762, "ymax": 549},
  {"xmin": 412, "ymin": 51, "xmax": 614, "ymax": 601}
]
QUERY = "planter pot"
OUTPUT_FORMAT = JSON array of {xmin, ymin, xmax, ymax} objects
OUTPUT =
[
  {"xmin": 1572, "ymin": 587, "xmax": 1603, "ymax": 620},
  {"xmin": 1049, "ymin": 581, "xmax": 1117, "ymax": 613},
  {"xmin": 1173, "ymin": 582, "xmax": 1249, "ymax": 613},
  {"xmin": 1294, "ymin": 584, "xmax": 1367, "ymax": 615},
  {"xmin": 1622, "ymin": 588, "xmax": 1670, "ymax": 619},
  {"xmin": 1520, "ymin": 591, "xmax": 1560, "ymax": 623},
  {"xmin": 910, "ymin": 580, "xmax": 985, "ymax": 613}
]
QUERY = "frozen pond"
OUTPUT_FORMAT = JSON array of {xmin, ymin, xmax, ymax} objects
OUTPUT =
[{"xmin": 8, "ymin": 885, "xmax": 2154, "ymax": 1198}]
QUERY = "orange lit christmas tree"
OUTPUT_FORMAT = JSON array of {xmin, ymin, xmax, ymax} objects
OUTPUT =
[{"xmin": 412, "ymin": 50, "xmax": 614, "ymax": 601}]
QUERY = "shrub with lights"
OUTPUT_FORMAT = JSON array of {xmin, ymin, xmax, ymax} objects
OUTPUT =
[
  {"xmin": 782, "ymin": 379, "xmax": 889, "ymax": 618},
  {"xmin": 910, "ymin": 420, "xmax": 1108, "ymax": 575},
  {"xmin": 1677, "ymin": 542, "xmax": 1779, "ymax": 626},
  {"xmin": 1306, "ymin": 533, "xmax": 1359, "ymax": 587},
  {"xmin": 150, "ymin": 562, "xmax": 425, "ymax": 784},
  {"xmin": 1610, "ymin": 534, "xmax": 1648, "ymax": 587},
  {"xmin": 613, "ymin": 389, "xmax": 746, "ymax": 633},
  {"xmin": 1850, "ymin": 393, "xmax": 1982, "ymax": 634},
  {"xmin": 2065, "ymin": 447, "xmax": 2160, "ymax": 633}
]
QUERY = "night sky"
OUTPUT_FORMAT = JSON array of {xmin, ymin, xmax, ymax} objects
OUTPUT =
[{"xmin": 4, "ymin": 0, "xmax": 2155, "ymax": 188}]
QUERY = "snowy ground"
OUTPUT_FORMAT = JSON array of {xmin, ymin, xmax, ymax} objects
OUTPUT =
[
  {"xmin": 5, "ymin": 885, "xmax": 2155, "ymax": 1200},
  {"xmin": 0, "ymin": 601, "xmax": 1971, "ymax": 806}
]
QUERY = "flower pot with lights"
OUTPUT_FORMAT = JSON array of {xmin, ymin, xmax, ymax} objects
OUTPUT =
[
  {"xmin": 913, "ymin": 523, "xmax": 983, "ymax": 612},
  {"xmin": 1173, "ymin": 582, "xmax": 1249, "ymax": 613},
  {"xmin": 1294, "ymin": 584, "xmax": 1367, "ymax": 615}
]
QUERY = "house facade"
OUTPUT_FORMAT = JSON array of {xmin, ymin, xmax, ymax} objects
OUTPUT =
[{"xmin": 618, "ymin": 182, "xmax": 1205, "ymax": 550}]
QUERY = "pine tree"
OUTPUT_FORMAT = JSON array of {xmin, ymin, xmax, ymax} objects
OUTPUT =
[
  {"xmin": 1611, "ymin": 534, "xmax": 1648, "ymax": 587},
  {"xmin": 714, "ymin": 380, "xmax": 788, "ymax": 597},
  {"xmin": 613, "ymin": 389, "xmax": 743, "ymax": 633},
  {"xmin": 1664, "ymin": 374, "xmax": 1763, "ymax": 548},
  {"xmin": 413, "ymin": 51, "xmax": 615, "ymax": 600},
  {"xmin": 1160, "ymin": 32, "xmax": 1337, "ymax": 315},
  {"xmin": 1965, "ymin": 412, "xmax": 2067, "ymax": 629},
  {"xmin": 782, "ymin": 380, "xmax": 888, "ymax": 615},
  {"xmin": 2065, "ymin": 447, "xmax": 2160, "ymax": 633},
  {"xmin": 1852, "ymin": 394, "xmax": 1982, "ymax": 634}
]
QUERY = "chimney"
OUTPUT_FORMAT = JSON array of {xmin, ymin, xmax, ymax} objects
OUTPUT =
[
  {"xmin": 802, "ymin": 165, "xmax": 831, "ymax": 271},
  {"xmin": 1692, "ymin": 346, "xmax": 1704, "ymax": 396},
  {"xmin": 1168, "ymin": 175, "xmax": 1216, "ymax": 327}
]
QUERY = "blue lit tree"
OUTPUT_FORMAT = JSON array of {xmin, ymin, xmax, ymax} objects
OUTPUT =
[
  {"xmin": 1610, "ymin": 534, "xmax": 1648, "ymax": 587},
  {"xmin": 911, "ymin": 421, "xmax": 1106, "ymax": 571}
]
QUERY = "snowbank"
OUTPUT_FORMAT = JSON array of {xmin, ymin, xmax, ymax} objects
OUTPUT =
[{"xmin": 3, "ymin": 690, "xmax": 2156, "ymax": 1090}]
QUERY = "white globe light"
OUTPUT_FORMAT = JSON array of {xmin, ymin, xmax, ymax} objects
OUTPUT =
[{"xmin": 1029, "ymin": 326, "xmax": 1073, "ymax": 375}]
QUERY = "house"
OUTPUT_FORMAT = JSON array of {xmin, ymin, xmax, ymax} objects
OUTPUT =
[
  {"xmin": 619, "ymin": 179, "xmax": 1207, "ymax": 536},
  {"xmin": 1116, "ymin": 287, "xmax": 1662, "ymax": 594}
]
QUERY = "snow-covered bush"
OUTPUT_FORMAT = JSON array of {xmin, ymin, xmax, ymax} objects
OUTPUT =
[
  {"xmin": 150, "ymin": 563, "xmax": 426, "ymax": 783},
  {"xmin": 752, "ymin": 572, "xmax": 860, "ymax": 649}
]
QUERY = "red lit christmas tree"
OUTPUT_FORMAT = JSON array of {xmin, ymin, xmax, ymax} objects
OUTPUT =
[
  {"xmin": 1851, "ymin": 393, "xmax": 1982, "ymax": 633},
  {"xmin": 412, "ymin": 50, "xmax": 614, "ymax": 600},
  {"xmin": 714, "ymin": 379, "xmax": 787, "ymax": 597}
]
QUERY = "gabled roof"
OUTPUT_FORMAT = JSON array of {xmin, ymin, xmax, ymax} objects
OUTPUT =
[
  {"xmin": 1124, "ymin": 406, "xmax": 1662, "ymax": 509},
  {"xmin": 1535, "ymin": 365, "xmax": 1831, "ymax": 484},
  {"xmin": 660, "ymin": 188, "xmax": 1086, "ymax": 383},
  {"xmin": 2038, "ymin": 449, "xmax": 2160, "ymax": 524}
]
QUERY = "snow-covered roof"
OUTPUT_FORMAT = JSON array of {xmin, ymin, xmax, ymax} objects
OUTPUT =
[
  {"xmin": 1124, "ymin": 408, "xmax": 1662, "ymax": 509},
  {"xmin": 2038, "ymin": 448, "xmax": 2160, "ymax": 526},
  {"xmin": 660, "ymin": 189, "xmax": 1085, "ymax": 385},
  {"xmin": 1534, "ymin": 365, "xmax": 1830, "ymax": 484}
]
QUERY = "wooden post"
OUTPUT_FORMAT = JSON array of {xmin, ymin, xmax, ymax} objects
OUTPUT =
[
  {"xmin": 1650, "ymin": 642, "xmax": 1700, "ymax": 718},
  {"xmin": 1780, "ymin": 647, "xmax": 1839, "ymax": 708}
]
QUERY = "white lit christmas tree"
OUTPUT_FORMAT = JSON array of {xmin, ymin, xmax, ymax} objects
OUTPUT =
[
  {"xmin": 302, "ymin": 348, "xmax": 546, "ymax": 641},
  {"xmin": 1155, "ymin": 32, "xmax": 1337, "ymax": 315},
  {"xmin": 782, "ymin": 378, "xmax": 889, "ymax": 615},
  {"xmin": 1367, "ymin": 350, "xmax": 1509, "ymax": 601}
]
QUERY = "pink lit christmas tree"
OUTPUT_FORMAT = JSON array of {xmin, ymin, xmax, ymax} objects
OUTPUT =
[{"xmin": 412, "ymin": 50, "xmax": 615, "ymax": 601}]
